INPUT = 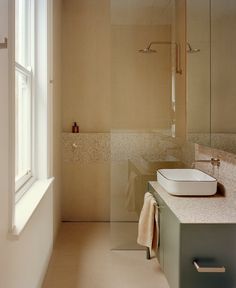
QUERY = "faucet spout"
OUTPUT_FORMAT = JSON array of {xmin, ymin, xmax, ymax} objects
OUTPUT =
[{"xmin": 192, "ymin": 157, "xmax": 220, "ymax": 168}]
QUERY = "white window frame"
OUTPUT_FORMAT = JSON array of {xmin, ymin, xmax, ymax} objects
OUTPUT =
[
  {"xmin": 15, "ymin": 0, "xmax": 36, "ymax": 201},
  {"xmin": 15, "ymin": 63, "xmax": 35, "ymax": 196},
  {"xmin": 8, "ymin": 0, "xmax": 54, "ymax": 236}
]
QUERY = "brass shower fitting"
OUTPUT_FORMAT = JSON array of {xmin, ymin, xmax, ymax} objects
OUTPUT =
[
  {"xmin": 186, "ymin": 42, "xmax": 200, "ymax": 53},
  {"xmin": 138, "ymin": 41, "xmax": 182, "ymax": 75}
]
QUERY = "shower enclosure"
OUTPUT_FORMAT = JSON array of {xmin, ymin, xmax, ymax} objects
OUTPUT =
[{"xmin": 110, "ymin": 0, "xmax": 181, "ymax": 250}]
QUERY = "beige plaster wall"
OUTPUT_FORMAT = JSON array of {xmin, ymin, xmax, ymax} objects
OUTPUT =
[
  {"xmin": 61, "ymin": 0, "xmax": 175, "ymax": 221},
  {"xmin": 211, "ymin": 0, "xmax": 236, "ymax": 133},
  {"xmin": 111, "ymin": 25, "xmax": 172, "ymax": 130},
  {"xmin": 62, "ymin": 0, "xmax": 111, "ymax": 133},
  {"xmin": 62, "ymin": 0, "xmax": 173, "ymax": 133},
  {"xmin": 62, "ymin": 162, "xmax": 110, "ymax": 221},
  {"xmin": 61, "ymin": 0, "xmax": 111, "ymax": 221}
]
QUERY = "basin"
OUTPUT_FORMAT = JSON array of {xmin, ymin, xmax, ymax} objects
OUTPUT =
[{"xmin": 157, "ymin": 169, "xmax": 217, "ymax": 196}]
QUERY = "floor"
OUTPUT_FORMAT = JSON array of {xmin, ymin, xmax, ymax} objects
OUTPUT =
[{"xmin": 42, "ymin": 223, "xmax": 169, "ymax": 288}]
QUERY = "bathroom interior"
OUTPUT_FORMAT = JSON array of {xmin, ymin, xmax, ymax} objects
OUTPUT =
[{"xmin": 1, "ymin": 0, "xmax": 236, "ymax": 287}]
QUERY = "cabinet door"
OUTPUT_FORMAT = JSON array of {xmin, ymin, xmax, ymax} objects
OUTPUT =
[
  {"xmin": 158, "ymin": 202, "xmax": 165, "ymax": 268},
  {"xmin": 148, "ymin": 185, "xmax": 181, "ymax": 288},
  {"xmin": 180, "ymin": 224, "xmax": 236, "ymax": 288},
  {"xmin": 162, "ymin": 204, "xmax": 180, "ymax": 288}
]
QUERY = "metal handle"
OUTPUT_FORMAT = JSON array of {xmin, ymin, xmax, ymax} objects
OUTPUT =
[
  {"xmin": 72, "ymin": 143, "xmax": 78, "ymax": 149},
  {"xmin": 193, "ymin": 260, "xmax": 226, "ymax": 273},
  {"xmin": 0, "ymin": 37, "xmax": 7, "ymax": 49},
  {"xmin": 175, "ymin": 43, "xmax": 182, "ymax": 75}
]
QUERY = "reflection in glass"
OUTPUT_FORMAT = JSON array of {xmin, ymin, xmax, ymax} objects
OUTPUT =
[
  {"xmin": 187, "ymin": 0, "xmax": 236, "ymax": 154},
  {"xmin": 186, "ymin": 0, "xmax": 211, "ymax": 147},
  {"xmin": 110, "ymin": 0, "xmax": 180, "ymax": 250},
  {"xmin": 211, "ymin": 0, "xmax": 236, "ymax": 154}
]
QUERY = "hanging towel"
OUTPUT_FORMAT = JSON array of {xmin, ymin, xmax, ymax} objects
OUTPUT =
[
  {"xmin": 137, "ymin": 192, "xmax": 159, "ymax": 253},
  {"xmin": 125, "ymin": 171, "xmax": 138, "ymax": 212}
]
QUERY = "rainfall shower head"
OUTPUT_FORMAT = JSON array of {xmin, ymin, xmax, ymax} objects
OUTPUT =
[
  {"xmin": 138, "ymin": 42, "xmax": 158, "ymax": 53},
  {"xmin": 187, "ymin": 42, "xmax": 200, "ymax": 53},
  {"xmin": 138, "ymin": 47, "xmax": 157, "ymax": 54},
  {"xmin": 138, "ymin": 41, "xmax": 183, "ymax": 75},
  {"xmin": 138, "ymin": 41, "xmax": 171, "ymax": 54}
]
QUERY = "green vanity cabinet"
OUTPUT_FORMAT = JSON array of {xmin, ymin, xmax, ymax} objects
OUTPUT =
[
  {"xmin": 148, "ymin": 183, "xmax": 236, "ymax": 288},
  {"xmin": 150, "ymin": 185, "xmax": 181, "ymax": 288}
]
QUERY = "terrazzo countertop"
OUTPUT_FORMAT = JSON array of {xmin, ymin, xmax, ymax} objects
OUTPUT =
[{"xmin": 149, "ymin": 181, "xmax": 236, "ymax": 224}]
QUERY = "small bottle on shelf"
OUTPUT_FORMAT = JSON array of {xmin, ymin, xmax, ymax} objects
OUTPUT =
[{"xmin": 72, "ymin": 122, "xmax": 79, "ymax": 133}]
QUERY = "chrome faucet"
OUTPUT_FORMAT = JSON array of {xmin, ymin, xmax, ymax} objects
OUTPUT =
[{"xmin": 192, "ymin": 157, "xmax": 220, "ymax": 168}]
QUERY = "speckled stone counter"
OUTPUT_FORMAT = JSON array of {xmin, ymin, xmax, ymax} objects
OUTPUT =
[{"xmin": 149, "ymin": 181, "xmax": 236, "ymax": 224}]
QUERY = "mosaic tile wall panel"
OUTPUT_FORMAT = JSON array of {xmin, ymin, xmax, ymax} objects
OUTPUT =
[
  {"xmin": 62, "ymin": 133, "xmax": 111, "ymax": 163},
  {"xmin": 62, "ymin": 131, "xmax": 182, "ymax": 164}
]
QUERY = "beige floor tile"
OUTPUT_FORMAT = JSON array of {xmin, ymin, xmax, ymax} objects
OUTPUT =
[
  {"xmin": 42, "ymin": 223, "xmax": 169, "ymax": 288},
  {"xmin": 110, "ymin": 221, "xmax": 143, "ymax": 250}
]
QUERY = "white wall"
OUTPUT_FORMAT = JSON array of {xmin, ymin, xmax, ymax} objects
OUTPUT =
[
  {"xmin": 0, "ymin": 0, "xmax": 62, "ymax": 287},
  {"xmin": 52, "ymin": 0, "xmax": 62, "ymax": 238}
]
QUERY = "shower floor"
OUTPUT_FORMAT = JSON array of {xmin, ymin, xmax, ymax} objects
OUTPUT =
[{"xmin": 42, "ymin": 222, "xmax": 169, "ymax": 288}]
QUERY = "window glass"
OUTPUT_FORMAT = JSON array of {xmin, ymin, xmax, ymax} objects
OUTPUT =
[
  {"xmin": 15, "ymin": 0, "xmax": 32, "ymax": 68},
  {"xmin": 15, "ymin": 69, "xmax": 32, "ymax": 186},
  {"xmin": 15, "ymin": 0, "xmax": 34, "ymax": 193}
]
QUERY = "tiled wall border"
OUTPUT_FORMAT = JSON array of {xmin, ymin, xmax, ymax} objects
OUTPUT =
[
  {"xmin": 62, "ymin": 133, "xmax": 111, "ymax": 163},
  {"xmin": 62, "ymin": 132, "xmax": 181, "ymax": 164}
]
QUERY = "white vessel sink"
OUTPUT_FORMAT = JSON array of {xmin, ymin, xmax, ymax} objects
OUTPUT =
[{"xmin": 157, "ymin": 169, "xmax": 217, "ymax": 196}]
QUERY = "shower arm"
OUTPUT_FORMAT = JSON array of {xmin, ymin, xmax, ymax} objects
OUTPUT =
[
  {"xmin": 186, "ymin": 42, "xmax": 201, "ymax": 53},
  {"xmin": 147, "ymin": 41, "xmax": 182, "ymax": 75}
]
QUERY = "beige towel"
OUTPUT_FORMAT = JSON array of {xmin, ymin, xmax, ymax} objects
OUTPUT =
[
  {"xmin": 137, "ymin": 192, "xmax": 159, "ymax": 252},
  {"xmin": 125, "ymin": 171, "xmax": 137, "ymax": 212}
]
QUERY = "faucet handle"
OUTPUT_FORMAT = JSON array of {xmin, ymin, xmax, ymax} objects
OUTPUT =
[{"xmin": 210, "ymin": 158, "xmax": 220, "ymax": 167}]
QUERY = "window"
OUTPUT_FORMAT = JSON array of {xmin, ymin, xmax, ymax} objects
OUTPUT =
[
  {"xmin": 15, "ymin": 0, "xmax": 35, "ymax": 197},
  {"xmin": 11, "ymin": 0, "xmax": 53, "ymax": 235}
]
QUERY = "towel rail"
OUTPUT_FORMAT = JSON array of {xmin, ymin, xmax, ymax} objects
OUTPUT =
[
  {"xmin": 154, "ymin": 203, "xmax": 165, "ymax": 209},
  {"xmin": 146, "ymin": 202, "xmax": 162, "ymax": 260}
]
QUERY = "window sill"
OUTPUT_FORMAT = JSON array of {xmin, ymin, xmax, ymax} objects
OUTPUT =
[{"xmin": 11, "ymin": 178, "xmax": 54, "ymax": 237}]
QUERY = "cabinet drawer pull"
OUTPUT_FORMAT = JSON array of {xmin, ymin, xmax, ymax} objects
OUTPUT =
[{"xmin": 193, "ymin": 260, "xmax": 226, "ymax": 273}]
